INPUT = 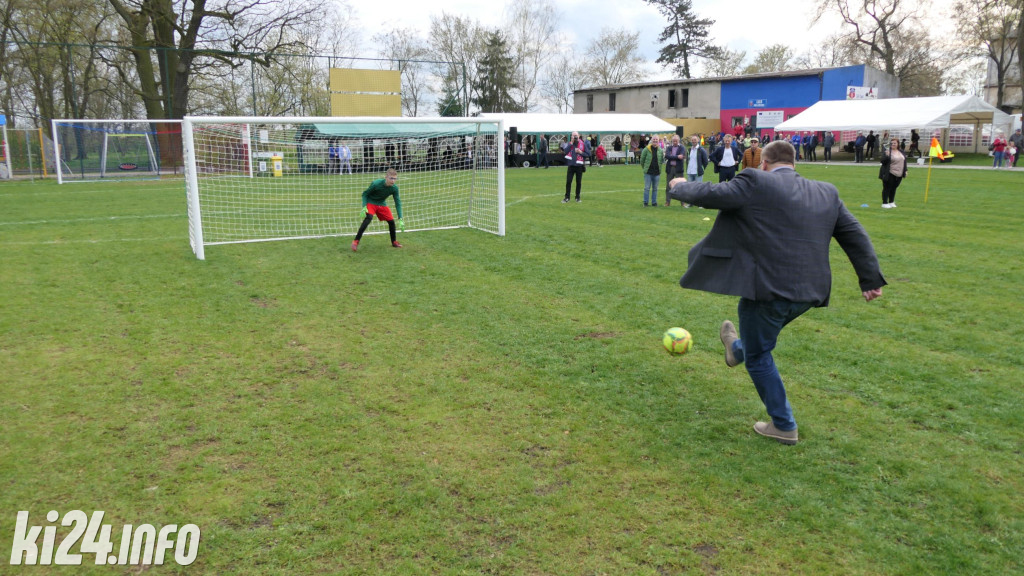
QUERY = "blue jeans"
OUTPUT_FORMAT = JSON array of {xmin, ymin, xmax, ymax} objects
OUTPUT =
[
  {"xmin": 643, "ymin": 173, "xmax": 661, "ymax": 205},
  {"xmin": 730, "ymin": 298, "xmax": 815, "ymax": 431},
  {"xmin": 993, "ymin": 151, "xmax": 1004, "ymax": 167},
  {"xmin": 686, "ymin": 173, "xmax": 701, "ymax": 182}
]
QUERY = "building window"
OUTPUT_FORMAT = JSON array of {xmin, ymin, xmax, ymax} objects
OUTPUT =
[
  {"xmin": 668, "ymin": 89, "xmax": 677, "ymax": 108},
  {"xmin": 586, "ymin": 94, "xmax": 594, "ymax": 112},
  {"xmin": 609, "ymin": 93, "xmax": 616, "ymax": 111},
  {"xmin": 681, "ymin": 88, "xmax": 689, "ymax": 108}
]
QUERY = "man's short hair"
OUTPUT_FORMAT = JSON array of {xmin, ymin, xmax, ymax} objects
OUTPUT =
[
  {"xmin": 761, "ymin": 140, "xmax": 796, "ymax": 165},
  {"xmin": 385, "ymin": 168, "xmax": 398, "ymax": 177}
]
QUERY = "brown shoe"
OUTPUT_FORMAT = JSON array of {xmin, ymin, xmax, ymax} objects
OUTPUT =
[
  {"xmin": 720, "ymin": 320, "xmax": 741, "ymax": 367},
  {"xmin": 753, "ymin": 421, "xmax": 798, "ymax": 445},
  {"xmin": 391, "ymin": 241, "xmax": 403, "ymax": 248}
]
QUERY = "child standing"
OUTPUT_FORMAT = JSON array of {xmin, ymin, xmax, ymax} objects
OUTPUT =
[{"xmin": 352, "ymin": 168, "xmax": 404, "ymax": 251}]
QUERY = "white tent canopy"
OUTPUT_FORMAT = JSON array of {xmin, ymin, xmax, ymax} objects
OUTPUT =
[
  {"xmin": 479, "ymin": 113, "xmax": 677, "ymax": 136},
  {"xmin": 775, "ymin": 95, "xmax": 1014, "ymax": 136}
]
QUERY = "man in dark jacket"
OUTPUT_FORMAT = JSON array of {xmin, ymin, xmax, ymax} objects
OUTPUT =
[
  {"xmin": 667, "ymin": 140, "xmax": 886, "ymax": 445},
  {"xmin": 710, "ymin": 134, "xmax": 743, "ymax": 182},
  {"xmin": 536, "ymin": 134, "xmax": 550, "ymax": 168}
]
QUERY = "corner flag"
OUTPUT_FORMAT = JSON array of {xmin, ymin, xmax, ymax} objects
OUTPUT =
[{"xmin": 929, "ymin": 137, "xmax": 953, "ymax": 160}]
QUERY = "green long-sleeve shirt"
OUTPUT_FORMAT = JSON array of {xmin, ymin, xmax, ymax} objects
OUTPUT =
[{"xmin": 362, "ymin": 179, "xmax": 402, "ymax": 219}]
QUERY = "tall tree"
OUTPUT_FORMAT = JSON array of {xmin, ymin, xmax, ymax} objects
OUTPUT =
[
  {"xmin": 503, "ymin": 1, "xmax": 558, "ymax": 111},
  {"xmin": 1, "ymin": 0, "xmax": 121, "ymax": 124},
  {"xmin": 953, "ymin": 0, "xmax": 1021, "ymax": 111},
  {"xmin": 104, "ymin": 0, "xmax": 330, "ymax": 120},
  {"xmin": 541, "ymin": 53, "xmax": 588, "ymax": 113},
  {"xmin": 473, "ymin": 30, "xmax": 522, "ymax": 113},
  {"xmin": 429, "ymin": 12, "xmax": 486, "ymax": 116},
  {"xmin": 813, "ymin": 0, "xmax": 945, "ymax": 96},
  {"xmin": 584, "ymin": 28, "xmax": 648, "ymax": 86},
  {"xmin": 374, "ymin": 28, "xmax": 432, "ymax": 117},
  {"xmin": 0, "ymin": 0, "xmax": 20, "ymax": 124},
  {"xmin": 436, "ymin": 73, "xmax": 465, "ymax": 116},
  {"xmin": 645, "ymin": 0, "xmax": 718, "ymax": 78},
  {"xmin": 1017, "ymin": 4, "xmax": 1024, "ymax": 117}
]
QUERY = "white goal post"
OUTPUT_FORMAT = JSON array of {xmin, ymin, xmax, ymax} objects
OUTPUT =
[
  {"xmin": 51, "ymin": 119, "xmax": 183, "ymax": 184},
  {"xmin": 100, "ymin": 132, "xmax": 158, "ymax": 178},
  {"xmin": 182, "ymin": 115, "xmax": 506, "ymax": 260}
]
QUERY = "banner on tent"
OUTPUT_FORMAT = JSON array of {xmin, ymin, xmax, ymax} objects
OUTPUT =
[{"xmin": 846, "ymin": 86, "xmax": 877, "ymax": 100}]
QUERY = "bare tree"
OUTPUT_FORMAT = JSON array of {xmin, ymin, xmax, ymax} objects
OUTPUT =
[
  {"xmin": 374, "ymin": 27, "xmax": 432, "ymax": 116},
  {"xmin": 953, "ymin": 0, "xmax": 1020, "ymax": 110},
  {"xmin": 894, "ymin": 37, "xmax": 946, "ymax": 96},
  {"xmin": 793, "ymin": 33, "xmax": 860, "ymax": 68},
  {"xmin": 0, "ymin": 0, "xmax": 20, "ymax": 123},
  {"xmin": 1017, "ymin": 5, "xmax": 1024, "ymax": 114},
  {"xmin": 942, "ymin": 58, "xmax": 987, "ymax": 96},
  {"xmin": 701, "ymin": 47, "xmax": 746, "ymax": 77},
  {"xmin": 743, "ymin": 44, "xmax": 795, "ymax": 74},
  {"xmin": 584, "ymin": 28, "xmax": 648, "ymax": 87},
  {"xmin": 0, "ymin": 0, "xmax": 122, "ymax": 123},
  {"xmin": 320, "ymin": 1, "xmax": 360, "ymax": 60},
  {"xmin": 813, "ymin": 0, "xmax": 946, "ymax": 96},
  {"xmin": 541, "ymin": 53, "xmax": 588, "ymax": 113},
  {"xmin": 104, "ymin": 0, "xmax": 331, "ymax": 120},
  {"xmin": 428, "ymin": 12, "xmax": 486, "ymax": 114},
  {"xmin": 503, "ymin": 1, "xmax": 559, "ymax": 111}
]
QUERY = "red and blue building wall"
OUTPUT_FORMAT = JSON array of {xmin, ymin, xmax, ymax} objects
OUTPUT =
[{"xmin": 719, "ymin": 65, "xmax": 876, "ymax": 138}]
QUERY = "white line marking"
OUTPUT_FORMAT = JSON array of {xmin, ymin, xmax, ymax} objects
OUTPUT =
[{"xmin": 0, "ymin": 214, "xmax": 183, "ymax": 227}]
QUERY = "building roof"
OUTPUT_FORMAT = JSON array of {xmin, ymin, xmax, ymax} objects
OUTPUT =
[
  {"xmin": 574, "ymin": 67, "xmax": 850, "ymax": 93},
  {"xmin": 774, "ymin": 95, "xmax": 1015, "ymax": 133}
]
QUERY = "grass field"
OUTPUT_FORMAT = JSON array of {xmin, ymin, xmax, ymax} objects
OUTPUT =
[{"xmin": 1, "ymin": 158, "xmax": 1022, "ymax": 575}]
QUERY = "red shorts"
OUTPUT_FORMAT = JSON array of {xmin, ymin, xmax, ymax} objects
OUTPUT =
[{"xmin": 366, "ymin": 204, "xmax": 393, "ymax": 221}]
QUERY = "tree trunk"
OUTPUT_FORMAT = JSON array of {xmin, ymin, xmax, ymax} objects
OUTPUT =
[{"xmin": 1017, "ymin": 13, "xmax": 1024, "ymax": 116}]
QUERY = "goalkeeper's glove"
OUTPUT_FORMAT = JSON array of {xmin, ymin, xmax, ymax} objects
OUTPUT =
[
  {"xmin": 398, "ymin": 218, "xmax": 405, "ymax": 232},
  {"xmin": 361, "ymin": 205, "xmax": 369, "ymax": 216}
]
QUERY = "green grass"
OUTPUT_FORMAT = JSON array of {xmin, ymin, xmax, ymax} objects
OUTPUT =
[{"xmin": 1, "ymin": 161, "xmax": 1022, "ymax": 575}]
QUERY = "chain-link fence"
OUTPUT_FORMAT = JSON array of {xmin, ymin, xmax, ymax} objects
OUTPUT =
[{"xmin": 0, "ymin": 41, "xmax": 466, "ymax": 180}]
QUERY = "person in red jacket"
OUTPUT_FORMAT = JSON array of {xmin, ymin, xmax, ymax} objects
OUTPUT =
[{"xmin": 991, "ymin": 133, "xmax": 1007, "ymax": 168}]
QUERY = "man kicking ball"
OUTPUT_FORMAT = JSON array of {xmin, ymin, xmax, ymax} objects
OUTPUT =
[
  {"xmin": 667, "ymin": 141, "xmax": 886, "ymax": 445},
  {"xmin": 352, "ymin": 168, "xmax": 404, "ymax": 251}
]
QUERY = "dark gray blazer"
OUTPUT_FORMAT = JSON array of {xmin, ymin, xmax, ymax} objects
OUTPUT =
[{"xmin": 667, "ymin": 167, "xmax": 886, "ymax": 307}]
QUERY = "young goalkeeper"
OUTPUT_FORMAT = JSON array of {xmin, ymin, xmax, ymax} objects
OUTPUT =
[{"xmin": 352, "ymin": 168, "xmax": 404, "ymax": 251}]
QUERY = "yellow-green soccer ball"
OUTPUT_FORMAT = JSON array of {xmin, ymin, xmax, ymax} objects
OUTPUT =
[{"xmin": 663, "ymin": 327, "xmax": 693, "ymax": 355}]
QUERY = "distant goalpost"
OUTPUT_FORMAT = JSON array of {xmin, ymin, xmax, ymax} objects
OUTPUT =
[
  {"xmin": 182, "ymin": 116, "xmax": 505, "ymax": 260},
  {"xmin": 51, "ymin": 119, "xmax": 183, "ymax": 183}
]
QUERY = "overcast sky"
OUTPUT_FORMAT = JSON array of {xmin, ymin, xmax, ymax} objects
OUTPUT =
[{"xmin": 352, "ymin": 0, "xmax": 846, "ymax": 77}]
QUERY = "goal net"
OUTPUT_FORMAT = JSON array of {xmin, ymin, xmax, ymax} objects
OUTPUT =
[
  {"xmin": 182, "ymin": 116, "xmax": 505, "ymax": 260},
  {"xmin": 51, "ymin": 119, "xmax": 183, "ymax": 183}
]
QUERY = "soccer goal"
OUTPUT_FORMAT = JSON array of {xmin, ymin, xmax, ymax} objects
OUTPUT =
[
  {"xmin": 51, "ymin": 119, "xmax": 183, "ymax": 183},
  {"xmin": 182, "ymin": 116, "xmax": 505, "ymax": 260}
]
